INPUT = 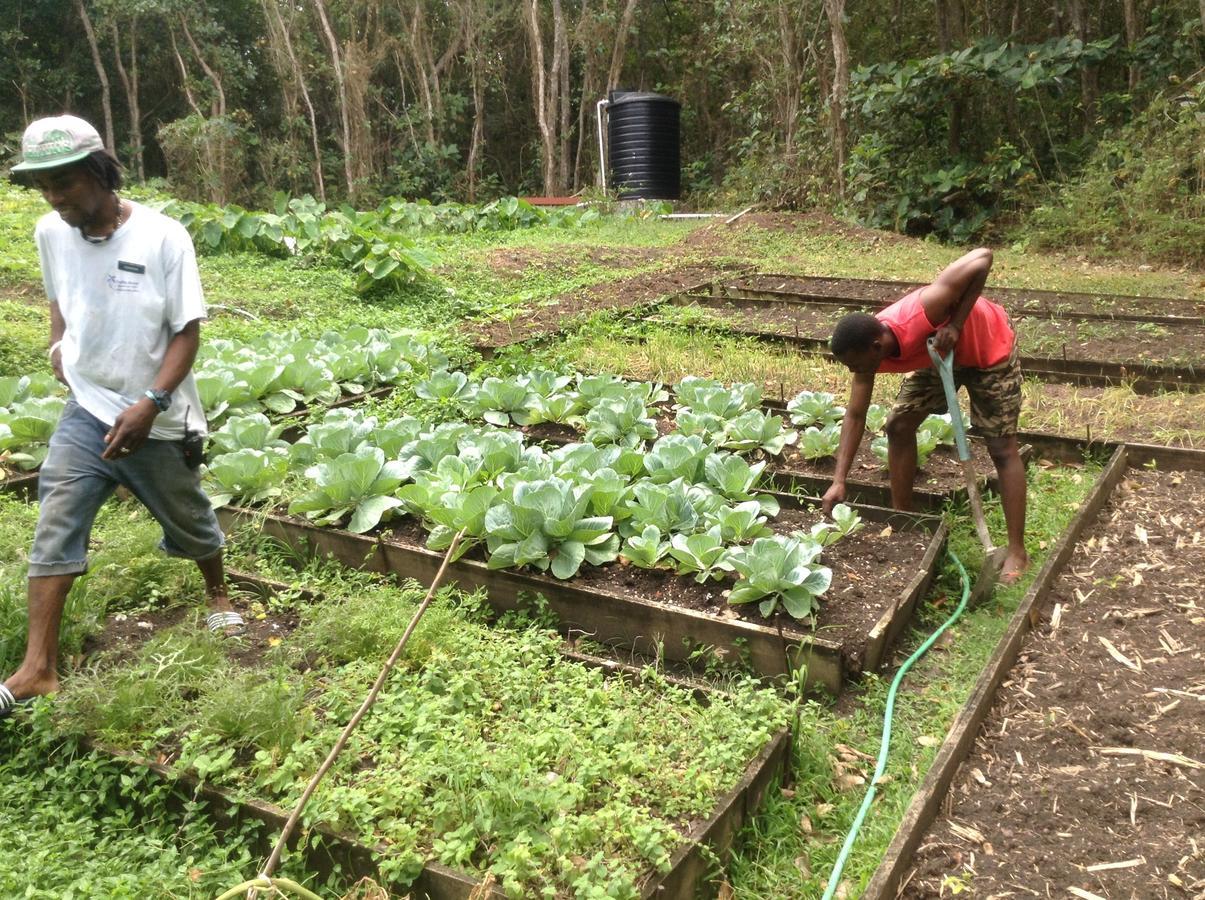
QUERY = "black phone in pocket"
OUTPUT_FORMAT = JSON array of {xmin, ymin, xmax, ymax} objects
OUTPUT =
[{"xmin": 182, "ymin": 426, "xmax": 205, "ymax": 470}]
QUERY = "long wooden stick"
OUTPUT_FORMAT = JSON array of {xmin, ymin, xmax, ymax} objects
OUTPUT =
[{"xmin": 253, "ymin": 529, "xmax": 467, "ymax": 892}]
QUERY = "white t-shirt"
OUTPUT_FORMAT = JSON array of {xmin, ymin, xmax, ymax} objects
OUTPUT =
[{"xmin": 36, "ymin": 200, "xmax": 208, "ymax": 439}]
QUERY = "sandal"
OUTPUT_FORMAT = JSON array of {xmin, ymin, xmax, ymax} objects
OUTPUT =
[
  {"xmin": 0, "ymin": 684, "xmax": 35, "ymax": 721},
  {"xmin": 205, "ymin": 610, "xmax": 247, "ymax": 637}
]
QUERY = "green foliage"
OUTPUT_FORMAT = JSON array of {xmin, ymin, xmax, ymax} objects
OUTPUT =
[
  {"xmin": 848, "ymin": 35, "xmax": 1122, "ymax": 241},
  {"xmin": 204, "ymin": 447, "xmax": 291, "ymax": 509},
  {"xmin": 287, "ymin": 445, "xmax": 408, "ymax": 533},
  {"xmin": 1024, "ymin": 80, "xmax": 1205, "ymax": 266},
  {"xmin": 727, "ymin": 534, "xmax": 833, "ymax": 619},
  {"xmin": 484, "ymin": 477, "xmax": 619, "ymax": 579}
]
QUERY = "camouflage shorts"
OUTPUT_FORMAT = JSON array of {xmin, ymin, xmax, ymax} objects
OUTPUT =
[{"xmin": 892, "ymin": 342, "xmax": 1022, "ymax": 438}]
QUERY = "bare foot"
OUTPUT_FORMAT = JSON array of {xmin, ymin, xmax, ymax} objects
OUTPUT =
[
  {"xmin": 2, "ymin": 671, "xmax": 60, "ymax": 701},
  {"xmin": 1001, "ymin": 550, "xmax": 1030, "ymax": 583}
]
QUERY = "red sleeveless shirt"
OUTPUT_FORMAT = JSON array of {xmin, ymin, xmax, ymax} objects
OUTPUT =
[{"xmin": 875, "ymin": 288, "xmax": 1014, "ymax": 373}]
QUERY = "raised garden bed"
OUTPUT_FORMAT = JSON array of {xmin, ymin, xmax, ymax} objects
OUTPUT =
[
  {"xmin": 862, "ymin": 442, "xmax": 1205, "ymax": 899},
  {"xmin": 0, "ymin": 469, "xmax": 38, "ymax": 499},
  {"xmin": 661, "ymin": 298, "xmax": 1205, "ymax": 393},
  {"xmin": 217, "ymin": 496, "xmax": 948, "ymax": 691},
  {"xmin": 59, "ymin": 571, "xmax": 792, "ymax": 899},
  {"xmin": 700, "ymin": 273, "xmax": 1205, "ymax": 325},
  {"xmin": 522, "ymin": 402, "xmax": 1009, "ymax": 511}
]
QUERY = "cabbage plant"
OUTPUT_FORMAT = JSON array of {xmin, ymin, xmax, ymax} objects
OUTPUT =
[
  {"xmin": 208, "ymin": 413, "xmax": 289, "ymax": 455},
  {"xmin": 204, "ymin": 447, "xmax": 290, "ymax": 508},
  {"xmin": 484, "ymin": 477, "xmax": 619, "ymax": 579},
  {"xmin": 719, "ymin": 410, "xmax": 798, "ymax": 456},
  {"xmin": 668, "ymin": 527, "xmax": 734, "ymax": 583},
  {"xmin": 787, "ymin": 391, "xmax": 845, "ymax": 429},
  {"xmin": 727, "ymin": 535, "xmax": 833, "ymax": 619},
  {"xmin": 798, "ymin": 424, "xmax": 841, "ymax": 460},
  {"xmin": 583, "ymin": 396, "xmax": 658, "ymax": 448},
  {"xmin": 288, "ymin": 445, "xmax": 409, "ymax": 533},
  {"xmin": 620, "ymin": 525, "xmax": 671, "ymax": 569}
]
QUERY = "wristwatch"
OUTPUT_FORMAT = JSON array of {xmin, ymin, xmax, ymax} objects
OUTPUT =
[{"xmin": 144, "ymin": 388, "xmax": 172, "ymax": 412}]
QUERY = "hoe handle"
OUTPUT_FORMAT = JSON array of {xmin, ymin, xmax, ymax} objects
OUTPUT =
[
  {"xmin": 926, "ymin": 338, "xmax": 994, "ymax": 553},
  {"xmin": 925, "ymin": 337, "xmax": 971, "ymax": 463}
]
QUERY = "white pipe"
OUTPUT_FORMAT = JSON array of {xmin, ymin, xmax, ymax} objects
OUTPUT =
[{"xmin": 596, "ymin": 99, "xmax": 610, "ymax": 193}]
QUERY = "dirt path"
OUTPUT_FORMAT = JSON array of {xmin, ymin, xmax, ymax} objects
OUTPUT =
[
  {"xmin": 467, "ymin": 261, "xmax": 741, "ymax": 349},
  {"xmin": 903, "ymin": 468, "xmax": 1205, "ymax": 899}
]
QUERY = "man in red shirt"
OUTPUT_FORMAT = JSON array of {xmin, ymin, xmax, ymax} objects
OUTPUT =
[{"xmin": 821, "ymin": 248, "xmax": 1028, "ymax": 579}]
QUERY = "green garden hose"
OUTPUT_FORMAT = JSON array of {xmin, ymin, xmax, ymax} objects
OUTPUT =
[{"xmin": 819, "ymin": 549, "xmax": 971, "ymax": 900}]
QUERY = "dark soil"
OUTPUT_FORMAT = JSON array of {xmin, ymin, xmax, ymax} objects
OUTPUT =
[
  {"xmin": 1016, "ymin": 316, "xmax": 1205, "ymax": 367},
  {"xmin": 776, "ymin": 431, "xmax": 999, "ymax": 497},
  {"xmin": 691, "ymin": 300, "xmax": 1205, "ymax": 369},
  {"xmin": 903, "ymin": 468, "xmax": 1205, "ymax": 899},
  {"xmin": 468, "ymin": 263, "xmax": 742, "ymax": 349},
  {"xmin": 724, "ymin": 274, "xmax": 1205, "ymax": 320},
  {"xmin": 483, "ymin": 245, "xmax": 663, "ymax": 279},
  {"xmin": 379, "ymin": 502, "xmax": 935, "ymax": 670},
  {"xmin": 81, "ymin": 586, "xmax": 299, "ymax": 671}
]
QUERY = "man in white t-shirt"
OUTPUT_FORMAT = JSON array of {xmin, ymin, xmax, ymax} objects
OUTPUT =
[{"xmin": 1, "ymin": 115, "xmax": 244, "ymax": 718}]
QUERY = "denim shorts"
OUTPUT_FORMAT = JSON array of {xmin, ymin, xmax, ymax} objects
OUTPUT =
[{"xmin": 29, "ymin": 400, "xmax": 225, "ymax": 577}]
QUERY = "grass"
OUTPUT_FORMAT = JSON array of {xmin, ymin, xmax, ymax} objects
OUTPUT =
[
  {"xmin": 722, "ymin": 215, "xmax": 1201, "ymax": 299},
  {"xmin": 12, "ymin": 501, "xmax": 792, "ymax": 897}
]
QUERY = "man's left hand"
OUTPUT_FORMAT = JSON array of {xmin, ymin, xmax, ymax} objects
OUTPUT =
[
  {"xmin": 932, "ymin": 323, "xmax": 961, "ymax": 356},
  {"xmin": 101, "ymin": 398, "xmax": 158, "ymax": 460}
]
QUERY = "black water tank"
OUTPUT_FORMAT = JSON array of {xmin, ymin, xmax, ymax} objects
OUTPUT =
[{"xmin": 607, "ymin": 91, "xmax": 680, "ymax": 200}]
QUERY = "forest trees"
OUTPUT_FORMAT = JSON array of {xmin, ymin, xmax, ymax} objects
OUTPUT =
[{"xmin": 1, "ymin": 0, "xmax": 1201, "ymax": 243}]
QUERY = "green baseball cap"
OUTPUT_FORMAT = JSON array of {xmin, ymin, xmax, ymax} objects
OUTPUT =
[{"xmin": 11, "ymin": 114, "xmax": 105, "ymax": 173}]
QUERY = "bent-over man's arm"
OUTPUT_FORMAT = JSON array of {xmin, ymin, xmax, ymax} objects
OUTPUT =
[
  {"xmin": 922, "ymin": 247, "xmax": 993, "ymax": 355},
  {"xmin": 821, "ymin": 371, "xmax": 875, "ymax": 516}
]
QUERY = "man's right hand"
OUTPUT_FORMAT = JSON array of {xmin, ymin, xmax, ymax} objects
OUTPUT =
[
  {"xmin": 821, "ymin": 482, "xmax": 846, "ymax": 517},
  {"xmin": 50, "ymin": 345, "xmax": 66, "ymax": 385}
]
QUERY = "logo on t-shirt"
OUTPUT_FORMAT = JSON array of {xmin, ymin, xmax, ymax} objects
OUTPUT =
[{"xmin": 106, "ymin": 272, "xmax": 141, "ymax": 293}]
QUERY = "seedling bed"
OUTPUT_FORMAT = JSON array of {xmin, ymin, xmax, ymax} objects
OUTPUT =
[
  {"xmin": 701, "ymin": 273, "xmax": 1205, "ymax": 324},
  {"xmin": 66, "ymin": 571, "xmax": 792, "ymax": 899},
  {"xmin": 863, "ymin": 443, "xmax": 1205, "ymax": 899},
  {"xmin": 521, "ymin": 410, "xmax": 1008, "ymax": 512},
  {"xmin": 0, "ymin": 385, "xmax": 397, "ymax": 499},
  {"xmin": 93, "ymin": 730, "xmax": 791, "ymax": 900},
  {"xmin": 659, "ymin": 299, "xmax": 1205, "ymax": 392},
  {"xmin": 217, "ymin": 497, "xmax": 947, "ymax": 691}
]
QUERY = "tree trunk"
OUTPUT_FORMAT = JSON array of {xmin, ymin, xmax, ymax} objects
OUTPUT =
[
  {"xmin": 1122, "ymin": 0, "xmax": 1141, "ymax": 94},
  {"xmin": 607, "ymin": 0, "xmax": 639, "ymax": 90},
  {"xmin": 74, "ymin": 0, "xmax": 114, "ymax": 153},
  {"xmin": 554, "ymin": 0, "xmax": 571, "ymax": 191},
  {"xmin": 260, "ymin": 0, "xmax": 326, "ymax": 199},
  {"xmin": 523, "ymin": 0, "xmax": 559, "ymax": 194},
  {"xmin": 1067, "ymin": 0, "xmax": 1096, "ymax": 130},
  {"xmin": 313, "ymin": 0, "xmax": 356, "ymax": 200},
  {"xmin": 179, "ymin": 16, "xmax": 226, "ymax": 118},
  {"xmin": 823, "ymin": 0, "xmax": 848, "ymax": 198},
  {"xmin": 110, "ymin": 21, "xmax": 143, "ymax": 181},
  {"xmin": 169, "ymin": 27, "xmax": 203, "ymax": 118}
]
